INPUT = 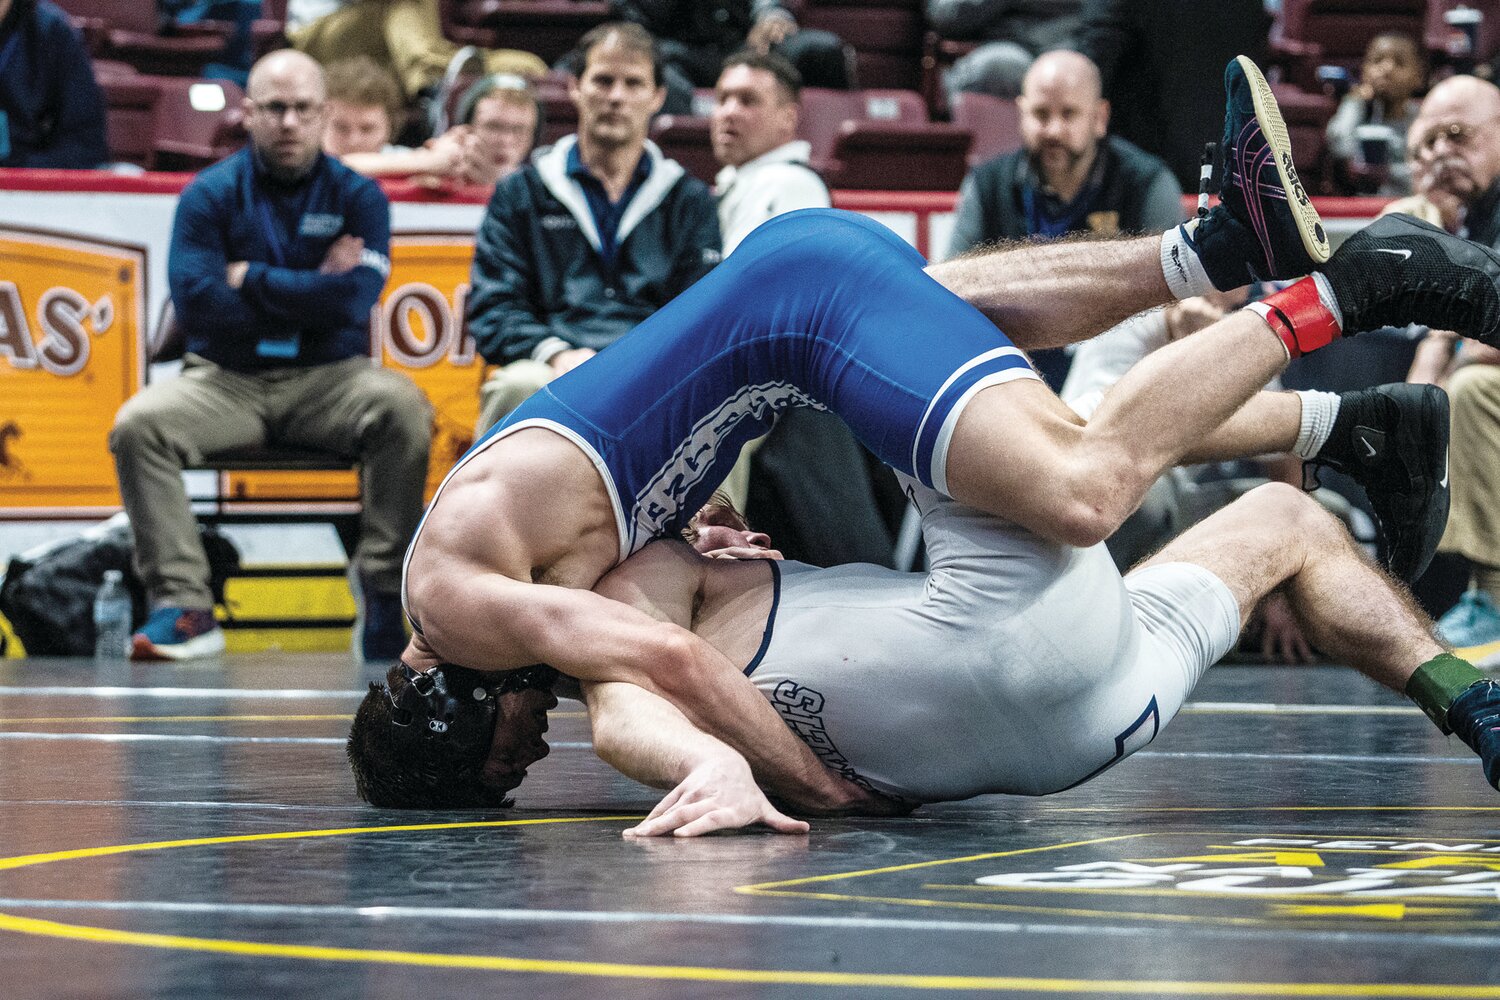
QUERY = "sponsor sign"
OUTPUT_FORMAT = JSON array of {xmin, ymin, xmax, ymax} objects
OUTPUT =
[
  {"xmin": 742, "ymin": 832, "xmax": 1500, "ymax": 929},
  {"xmin": 0, "ymin": 228, "xmax": 146, "ymax": 512}
]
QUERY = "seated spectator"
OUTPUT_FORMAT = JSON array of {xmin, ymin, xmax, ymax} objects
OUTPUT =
[
  {"xmin": 287, "ymin": 0, "xmax": 545, "ymax": 113},
  {"xmin": 452, "ymin": 73, "xmax": 542, "ymax": 188},
  {"xmin": 711, "ymin": 51, "xmax": 828, "ymax": 253},
  {"xmin": 610, "ymin": 1, "xmax": 851, "ymax": 115},
  {"xmin": 1389, "ymin": 76, "xmax": 1500, "ymax": 657},
  {"xmin": 946, "ymin": 49, "xmax": 1182, "ymax": 387},
  {"xmin": 1325, "ymin": 33, "xmax": 1426, "ymax": 197},
  {"xmin": 110, "ymin": 51, "xmax": 433, "ymax": 662},
  {"xmin": 468, "ymin": 22, "xmax": 720, "ymax": 434},
  {"xmin": 322, "ymin": 55, "xmax": 467, "ymax": 180},
  {"xmin": 925, "ymin": 0, "xmax": 1083, "ymax": 100},
  {"xmin": 0, "ymin": 0, "xmax": 108, "ymax": 169}
]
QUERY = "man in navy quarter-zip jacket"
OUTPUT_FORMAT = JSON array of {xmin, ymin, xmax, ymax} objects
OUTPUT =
[
  {"xmin": 110, "ymin": 49, "xmax": 432, "ymax": 664},
  {"xmin": 0, "ymin": 0, "xmax": 107, "ymax": 168},
  {"xmin": 467, "ymin": 21, "xmax": 721, "ymax": 436}
]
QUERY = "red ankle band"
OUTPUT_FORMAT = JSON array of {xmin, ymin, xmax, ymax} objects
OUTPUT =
[{"xmin": 1245, "ymin": 277, "xmax": 1341, "ymax": 359}]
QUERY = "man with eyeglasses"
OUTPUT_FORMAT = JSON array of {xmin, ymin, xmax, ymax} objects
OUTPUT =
[
  {"xmin": 1386, "ymin": 76, "xmax": 1500, "ymax": 659},
  {"xmin": 110, "ymin": 49, "xmax": 433, "ymax": 663}
]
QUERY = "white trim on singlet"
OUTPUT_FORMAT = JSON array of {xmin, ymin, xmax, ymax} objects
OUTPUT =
[
  {"xmin": 929, "ymin": 367, "xmax": 1045, "ymax": 496},
  {"xmin": 908, "ymin": 346, "xmax": 1031, "ymax": 493},
  {"xmin": 399, "ymin": 418, "xmax": 629, "ymax": 630}
]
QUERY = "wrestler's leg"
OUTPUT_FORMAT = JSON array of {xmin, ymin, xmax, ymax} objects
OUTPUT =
[
  {"xmin": 945, "ymin": 309, "xmax": 1291, "ymax": 547},
  {"xmin": 927, "ymin": 236, "xmax": 1174, "ymax": 351},
  {"xmin": 1132, "ymin": 481, "xmax": 1500, "ymax": 791}
]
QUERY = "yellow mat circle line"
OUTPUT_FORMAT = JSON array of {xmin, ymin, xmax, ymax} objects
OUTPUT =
[{"xmin": 0, "ymin": 818, "xmax": 1495, "ymax": 996}]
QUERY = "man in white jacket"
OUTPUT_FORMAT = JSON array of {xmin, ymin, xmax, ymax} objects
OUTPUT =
[{"xmin": 711, "ymin": 51, "xmax": 830, "ymax": 254}]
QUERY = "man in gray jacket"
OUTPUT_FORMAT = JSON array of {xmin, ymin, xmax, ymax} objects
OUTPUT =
[{"xmin": 468, "ymin": 22, "xmax": 721, "ymax": 433}]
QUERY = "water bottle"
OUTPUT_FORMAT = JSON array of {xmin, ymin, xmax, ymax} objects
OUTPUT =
[{"xmin": 93, "ymin": 570, "xmax": 132, "ymax": 660}]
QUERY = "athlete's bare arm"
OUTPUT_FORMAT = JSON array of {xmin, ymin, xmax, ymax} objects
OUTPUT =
[
  {"xmin": 927, "ymin": 235, "xmax": 1175, "ymax": 350},
  {"xmin": 413, "ymin": 560, "xmax": 877, "ymax": 811},
  {"xmin": 585, "ymin": 680, "xmax": 810, "ymax": 838}
]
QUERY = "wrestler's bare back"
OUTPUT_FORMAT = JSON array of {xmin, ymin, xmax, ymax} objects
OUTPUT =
[{"xmin": 403, "ymin": 427, "xmax": 625, "ymax": 670}]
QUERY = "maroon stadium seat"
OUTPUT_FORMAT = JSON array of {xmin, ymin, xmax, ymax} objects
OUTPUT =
[
  {"xmin": 799, "ymin": 86, "xmax": 928, "ymax": 171},
  {"xmin": 825, "ymin": 120, "xmax": 971, "ymax": 190},
  {"xmin": 149, "ymin": 77, "xmax": 248, "ymax": 170},
  {"xmin": 648, "ymin": 115, "xmax": 717, "ymax": 185},
  {"xmin": 56, "ymin": 0, "xmax": 228, "ymax": 76},
  {"xmin": 100, "ymin": 75, "xmax": 162, "ymax": 167},
  {"xmin": 1271, "ymin": 0, "xmax": 1426, "ymax": 87},
  {"xmin": 1425, "ymin": 0, "xmax": 1500, "ymax": 67},
  {"xmin": 800, "ymin": 0, "xmax": 924, "ymax": 90},
  {"xmin": 947, "ymin": 89, "xmax": 1021, "ymax": 166},
  {"xmin": 443, "ymin": 0, "xmax": 609, "ymax": 64},
  {"xmin": 1269, "ymin": 82, "xmax": 1337, "ymax": 194}
]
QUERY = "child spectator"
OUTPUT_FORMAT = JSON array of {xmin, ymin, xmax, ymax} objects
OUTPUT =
[{"xmin": 1326, "ymin": 33, "xmax": 1426, "ymax": 196}]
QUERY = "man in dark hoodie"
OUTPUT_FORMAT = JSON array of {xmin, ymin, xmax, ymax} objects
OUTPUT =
[{"xmin": 0, "ymin": 0, "xmax": 108, "ymax": 168}]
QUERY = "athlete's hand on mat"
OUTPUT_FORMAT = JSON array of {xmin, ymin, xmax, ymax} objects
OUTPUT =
[
  {"xmin": 549, "ymin": 347, "xmax": 597, "ymax": 375},
  {"xmin": 701, "ymin": 544, "xmax": 785, "ymax": 561},
  {"xmin": 623, "ymin": 758, "xmax": 810, "ymax": 838}
]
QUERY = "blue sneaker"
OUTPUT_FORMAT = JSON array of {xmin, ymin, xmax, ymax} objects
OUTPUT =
[
  {"xmin": 360, "ymin": 581, "xmax": 408, "ymax": 661},
  {"xmin": 1182, "ymin": 55, "xmax": 1331, "ymax": 290},
  {"xmin": 130, "ymin": 607, "xmax": 224, "ymax": 661},
  {"xmin": 1438, "ymin": 590, "xmax": 1500, "ymax": 666},
  {"xmin": 1447, "ymin": 679, "xmax": 1500, "ymax": 790}
]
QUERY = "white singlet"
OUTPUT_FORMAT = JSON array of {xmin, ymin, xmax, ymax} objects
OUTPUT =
[{"xmin": 745, "ymin": 477, "xmax": 1242, "ymax": 803}]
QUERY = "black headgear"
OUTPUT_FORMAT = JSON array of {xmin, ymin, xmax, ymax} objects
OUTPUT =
[{"xmin": 387, "ymin": 661, "xmax": 557, "ymax": 738}]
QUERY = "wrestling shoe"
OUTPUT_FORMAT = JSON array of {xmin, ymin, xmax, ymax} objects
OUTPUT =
[
  {"xmin": 1307, "ymin": 383, "xmax": 1449, "ymax": 582},
  {"xmin": 1180, "ymin": 55, "xmax": 1330, "ymax": 290},
  {"xmin": 1320, "ymin": 213, "xmax": 1500, "ymax": 343},
  {"xmin": 1447, "ymin": 679, "xmax": 1500, "ymax": 789},
  {"xmin": 130, "ymin": 606, "xmax": 224, "ymax": 661}
]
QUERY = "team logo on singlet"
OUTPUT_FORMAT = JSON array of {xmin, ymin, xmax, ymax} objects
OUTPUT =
[{"xmin": 631, "ymin": 380, "xmax": 825, "ymax": 549}]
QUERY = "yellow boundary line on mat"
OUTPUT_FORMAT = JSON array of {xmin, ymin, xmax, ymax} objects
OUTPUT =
[{"xmin": 1, "ymin": 818, "xmax": 1498, "ymax": 996}]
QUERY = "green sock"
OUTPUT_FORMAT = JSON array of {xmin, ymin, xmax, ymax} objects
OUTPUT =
[{"xmin": 1406, "ymin": 652, "xmax": 1487, "ymax": 733}]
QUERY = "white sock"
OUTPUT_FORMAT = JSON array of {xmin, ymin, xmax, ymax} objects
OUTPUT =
[
  {"xmin": 1293, "ymin": 389, "xmax": 1341, "ymax": 459},
  {"xmin": 1311, "ymin": 271, "xmax": 1344, "ymax": 332},
  {"xmin": 1161, "ymin": 223, "xmax": 1217, "ymax": 300}
]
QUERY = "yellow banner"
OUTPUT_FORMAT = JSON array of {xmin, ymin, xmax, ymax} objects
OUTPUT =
[{"xmin": 0, "ymin": 228, "xmax": 146, "ymax": 512}]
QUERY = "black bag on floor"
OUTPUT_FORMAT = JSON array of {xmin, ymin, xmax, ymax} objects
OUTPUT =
[{"xmin": 0, "ymin": 519, "xmax": 239, "ymax": 656}]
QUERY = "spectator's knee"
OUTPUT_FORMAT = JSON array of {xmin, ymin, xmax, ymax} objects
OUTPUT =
[{"xmin": 109, "ymin": 395, "xmax": 174, "ymax": 458}]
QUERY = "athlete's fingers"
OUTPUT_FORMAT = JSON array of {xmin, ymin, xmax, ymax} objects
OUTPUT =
[
  {"xmin": 759, "ymin": 806, "xmax": 811, "ymax": 834},
  {"xmin": 641, "ymin": 782, "xmax": 688, "ymax": 822},
  {"xmin": 672, "ymin": 808, "xmax": 744, "ymax": 837},
  {"xmin": 624, "ymin": 798, "xmax": 717, "ymax": 837}
]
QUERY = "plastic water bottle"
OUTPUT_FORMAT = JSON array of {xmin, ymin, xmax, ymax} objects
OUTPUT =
[{"xmin": 93, "ymin": 570, "xmax": 132, "ymax": 660}]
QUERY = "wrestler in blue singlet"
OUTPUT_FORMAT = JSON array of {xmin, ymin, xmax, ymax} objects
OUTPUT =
[{"xmin": 470, "ymin": 208, "xmax": 1038, "ymax": 560}]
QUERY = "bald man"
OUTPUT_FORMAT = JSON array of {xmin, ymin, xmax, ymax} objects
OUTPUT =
[
  {"xmin": 110, "ymin": 49, "xmax": 433, "ymax": 663},
  {"xmin": 1390, "ymin": 76, "xmax": 1500, "ymax": 654},
  {"xmin": 947, "ymin": 49, "xmax": 1184, "ymax": 259}
]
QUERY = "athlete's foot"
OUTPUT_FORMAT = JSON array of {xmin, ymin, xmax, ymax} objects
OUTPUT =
[
  {"xmin": 1308, "ymin": 384, "xmax": 1450, "ymax": 582},
  {"xmin": 1180, "ymin": 55, "xmax": 1330, "ymax": 290},
  {"xmin": 1448, "ymin": 679, "xmax": 1500, "ymax": 790},
  {"xmin": 1319, "ymin": 213, "xmax": 1500, "ymax": 344}
]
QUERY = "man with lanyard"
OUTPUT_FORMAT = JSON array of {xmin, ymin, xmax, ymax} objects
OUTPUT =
[
  {"xmin": 947, "ymin": 49, "xmax": 1184, "ymax": 387},
  {"xmin": 110, "ymin": 50, "xmax": 432, "ymax": 662},
  {"xmin": 0, "ymin": 0, "xmax": 107, "ymax": 168}
]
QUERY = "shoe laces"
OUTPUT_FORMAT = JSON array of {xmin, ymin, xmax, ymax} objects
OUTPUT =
[{"xmin": 1349, "ymin": 282, "xmax": 1477, "ymax": 337}]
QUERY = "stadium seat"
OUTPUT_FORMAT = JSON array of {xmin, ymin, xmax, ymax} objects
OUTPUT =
[
  {"xmin": 58, "ymin": 0, "xmax": 229, "ymax": 76},
  {"xmin": 800, "ymin": 0, "xmax": 924, "ymax": 90},
  {"xmin": 100, "ymin": 75, "xmax": 162, "ymax": 168},
  {"xmin": 799, "ymin": 86, "xmax": 929, "ymax": 172},
  {"xmin": 648, "ymin": 115, "xmax": 717, "ymax": 185},
  {"xmin": 1425, "ymin": 1, "xmax": 1500, "ymax": 67},
  {"xmin": 1270, "ymin": 0, "xmax": 1426, "ymax": 88},
  {"xmin": 824, "ymin": 120, "xmax": 972, "ymax": 190},
  {"xmin": 442, "ymin": 0, "xmax": 609, "ymax": 65},
  {"xmin": 149, "ymin": 77, "xmax": 248, "ymax": 171},
  {"xmin": 948, "ymin": 89, "xmax": 1021, "ymax": 166}
]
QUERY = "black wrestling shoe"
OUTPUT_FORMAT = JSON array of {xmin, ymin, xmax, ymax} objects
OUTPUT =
[
  {"xmin": 1308, "ymin": 383, "xmax": 1449, "ymax": 582},
  {"xmin": 1320, "ymin": 213, "xmax": 1500, "ymax": 343},
  {"xmin": 1448, "ymin": 679, "xmax": 1500, "ymax": 790},
  {"xmin": 1181, "ymin": 55, "xmax": 1330, "ymax": 289}
]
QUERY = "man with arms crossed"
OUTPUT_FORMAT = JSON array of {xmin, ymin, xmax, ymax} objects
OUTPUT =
[{"xmin": 393, "ymin": 58, "xmax": 1496, "ymax": 814}]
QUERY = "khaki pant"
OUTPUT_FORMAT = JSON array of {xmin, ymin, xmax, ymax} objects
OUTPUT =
[
  {"xmin": 1439, "ymin": 363, "xmax": 1500, "ymax": 567},
  {"xmin": 288, "ymin": 0, "xmax": 546, "ymax": 101},
  {"xmin": 477, "ymin": 360, "xmax": 762, "ymax": 512},
  {"xmin": 110, "ymin": 355, "xmax": 433, "ymax": 607}
]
